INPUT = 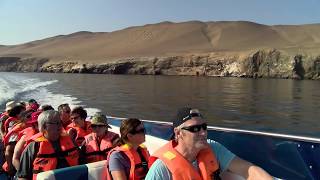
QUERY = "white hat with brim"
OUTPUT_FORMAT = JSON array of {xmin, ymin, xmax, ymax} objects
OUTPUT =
[{"xmin": 5, "ymin": 101, "xmax": 16, "ymax": 111}]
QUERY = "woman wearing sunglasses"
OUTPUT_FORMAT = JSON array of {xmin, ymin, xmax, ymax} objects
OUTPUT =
[
  {"xmin": 107, "ymin": 118, "xmax": 150, "ymax": 180},
  {"xmin": 146, "ymin": 107, "xmax": 273, "ymax": 180}
]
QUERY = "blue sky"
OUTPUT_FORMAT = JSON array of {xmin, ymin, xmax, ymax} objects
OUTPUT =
[{"xmin": 1, "ymin": 0, "xmax": 320, "ymax": 45}]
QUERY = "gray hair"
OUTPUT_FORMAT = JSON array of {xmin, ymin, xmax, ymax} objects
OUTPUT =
[
  {"xmin": 173, "ymin": 123, "xmax": 185, "ymax": 141},
  {"xmin": 38, "ymin": 110, "xmax": 61, "ymax": 132}
]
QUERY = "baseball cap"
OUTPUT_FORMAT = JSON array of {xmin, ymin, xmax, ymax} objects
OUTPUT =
[
  {"xmin": 91, "ymin": 113, "xmax": 111, "ymax": 128},
  {"xmin": 170, "ymin": 107, "xmax": 203, "ymax": 140},
  {"xmin": 172, "ymin": 107, "xmax": 203, "ymax": 128}
]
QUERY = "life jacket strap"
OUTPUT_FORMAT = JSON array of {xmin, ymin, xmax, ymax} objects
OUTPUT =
[
  {"xmin": 36, "ymin": 147, "xmax": 78, "ymax": 158},
  {"xmin": 136, "ymin": 147, "xmax": 148, "ymax": 172},
  {"xmin": 85, "ymin": 147, "xmax": 112, "ymax": 156}
]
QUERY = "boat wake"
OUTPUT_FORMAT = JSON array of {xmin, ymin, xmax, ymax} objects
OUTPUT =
[{"xmin": 0, "ymin": 73, "xmax": 100, "ymax": 115}]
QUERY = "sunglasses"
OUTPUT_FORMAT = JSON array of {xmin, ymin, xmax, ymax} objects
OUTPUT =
[
  {"xmin": 182, "ymin": 109, "xmax": 203, "ymax": 121},
  {"xmin": 130, "ymin": 127, "xmax": 146, "ymax": 134},
  {"xmin": 181, "ymin": 123, "xmax": 207, "ymax": 133}
]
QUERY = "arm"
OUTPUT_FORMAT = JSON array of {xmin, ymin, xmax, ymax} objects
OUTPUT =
[
  {"xmin": 227, "ymin": 156, "xmax": 273, "ymax": 180},
  {"xmin": 111, "ymin": 170, "xmax": 127, "ymax": 180},
  {"xmin": 12, "ymin": 136, "xmax": 26, "ymax": 170},
  {"xmin": 16, "ymin": 142, "xmax": 37, "ymax": 180},
  {"xmin": 67, "ymin": 128, "xmax": 77, "ymax": 142},
  {"xmin": 108, "ymin": 151, "xmax": 129, "ymax": 180},
  {"xmin": 5, "ymin": 142, "xmax": 16, "ymax": 175}
]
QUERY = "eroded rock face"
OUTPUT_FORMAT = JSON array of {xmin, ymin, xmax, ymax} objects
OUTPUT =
[
  {"xmin": 0, "ymin": 57, "xmax": 48, "ymax": 72},
  {"xmin": 1, "ymin": 50, "xmax": 320, "ymax": 80}
]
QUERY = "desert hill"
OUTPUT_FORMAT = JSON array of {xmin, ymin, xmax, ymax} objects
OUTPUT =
[
  {"xmin": 0, "ymin": 21, "xmax": 320, "ymax": 79},
  {"xmin": 1, "ymin": 21, "xmax": 320, "ymax": 62}
]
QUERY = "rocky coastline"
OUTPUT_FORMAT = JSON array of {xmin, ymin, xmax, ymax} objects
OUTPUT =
[{"xmin": 1, "ymin": 49, "xmax": 320, "ymax": 80}]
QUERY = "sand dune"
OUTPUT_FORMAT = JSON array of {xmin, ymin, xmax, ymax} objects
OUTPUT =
[{"xmin": 1, "ymin": 21, "xmax": 320, "ymax": 63}]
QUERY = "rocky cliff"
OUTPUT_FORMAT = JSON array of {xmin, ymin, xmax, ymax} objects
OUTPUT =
[{"xmin": 1, "ymin": 49, "xmax": 319, "ymax": 80}]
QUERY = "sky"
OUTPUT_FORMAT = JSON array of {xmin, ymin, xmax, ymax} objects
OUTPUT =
[{"xmin": 1, "ymin": 0, "xmax": 320, "ymax": 45}]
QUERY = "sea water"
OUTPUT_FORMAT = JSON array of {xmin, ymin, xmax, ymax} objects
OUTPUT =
[{"xmin": 0, "ymin": 72, "xmax": 319, "ymax": 138}]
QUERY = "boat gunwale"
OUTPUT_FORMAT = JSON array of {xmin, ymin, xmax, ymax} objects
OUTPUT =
[{"xmin": 107, "ymin": 116, "xmax": 320, "ymax": 144}]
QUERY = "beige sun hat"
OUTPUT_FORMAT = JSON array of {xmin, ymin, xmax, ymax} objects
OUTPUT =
[
  {"xmin": 91, "ymin": 113, "xmax": 111, "ymax": 128},
  {"xmin": 5, "ymin": 101, "xmax": 16, "ymax": 111}
]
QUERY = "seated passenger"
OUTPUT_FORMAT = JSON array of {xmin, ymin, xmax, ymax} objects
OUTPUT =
[
  {"xmin": 0, "ymin": 101, "xmax": 16, "ymax": 137},
  {"xmin": 57, "ymin": 103, "xmax": 71, "ymax": 129},
  {"xmin": 81, "ymin": 113, "xmax": 119, "ymax": 163},
  {"xmin": 2, "ymin": 104, "xmax": 27, "ymax": 177},
  {"xmin": 66, "ymin": 106, "xmax": 92, "ymax": 146},
  {"xmin": 16, "ymin": 110, "xmax": 80, "ymax": 180},
  {"xmin": 146, "ymin": 107, "xmax": 273, "ymax": 180},
  {"xmin": 108, "ymin": 118, "xmax": 149, "ymax": 180},
  {"xmin": 26, "ymin": 99, "xmax": 39, "ymax": 111},
  {"xmin": 12, "ymin": 111, "xmax": 41, "ymax": 171},
  {"xmin": 4, "ymin": 104, "xmax": 26, "ymax": 135}
]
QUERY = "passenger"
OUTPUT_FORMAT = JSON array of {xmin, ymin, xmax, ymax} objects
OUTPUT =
[
  {"xmin": 16, "ymin": 110, "xmax": 80, "ymax": 180},
  {"xmin": 108, "ymin": 118, "xmax": 149, "ymax": 180},
  {"xmin": 4, "ymin": 104, "xmax": 26, "ymax": 135},
  {"xmin": 12, "ymin": 111, "xmax": 41, "ymax": 171},
  {"xmin": 57, "ymin": 103, "xmax": 71, "ymax": 128},
  {"xmin": 66, "ymin": 106, "xmax": 92, "ymax": 146},
  {"xmin": 39, "ymin": 104, "xmax": 54, "ymax": 111},
  {"xmin": 81, "ymin": 113, "xmax": 119, "ymax": 163},
  {"xmin": 2, "ymin": 109, "xmax": 32, "ymax": 177},
  {"xmin": 0, "ymin": 101, "xmax": 16, "ymax": 137},
  {"xmin": 146, "ymin": 107, "xmax": 273, "ymax": 180},
  {"xmin": 26, "ymin": 99, "xmax": 39, "ymax": 111}
]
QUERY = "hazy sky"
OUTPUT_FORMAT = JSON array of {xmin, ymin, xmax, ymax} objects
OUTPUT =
[{"xmin": 1, "ymin": 0, "xmax": 320, "ymax": 45}]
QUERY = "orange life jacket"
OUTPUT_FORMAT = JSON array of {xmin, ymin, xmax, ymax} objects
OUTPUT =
[
  {"xmin": 18, "ymin": 127, "xmax": 38, "ymax": 150},
  {"xmin": 4, "ymin": 117, "xmax": 18, "ymax": 135},
  {"xmin": 32, "ymin": 133, "xmax": 79, "ymax": 180},
  {"xmin": 0, "ymin": 112, "xmax": 8, "ymax": 119},
  {"xmin": 84, "ymin": 131, "xmax": 119, "ymax": 163},
  {"xmin": 3, "ymin": 122, "xmax": 27, "ymax": 146},
  {"xmin": 26, "ymin": 132, "xmax": 42, "ymax": 147},
  {"xmin": 2, "ymin": 122, "xmax": 28, "ymax": 172},
  {"xmin": 66, "ymin": 121, "xmax": 92, "ymax": 146},
  {"xmin": 107, "ymin": 144, "xmax": 150, "ymax": 180},
  {"xmin": 150, "ymin": 140, "xmax": 220, "ymax": 180}
]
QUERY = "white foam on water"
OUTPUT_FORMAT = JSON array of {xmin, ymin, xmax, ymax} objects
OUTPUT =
[
  {"xmin": 0, "ymin": 73, "xmax": 101, "ymax": 116},
  {"xmin": 21, "ymin": 80, "xmax": 58, "ymax": 92},
  {"xmin": 0, "ymin": 77, "xmax": 15, "ymax": 105},
  {"xmin": 23, "ymin": 88, "xmax": 101, "ymax": 116},
  {"xmin": 0, "ymin": 74, "xmax": 57, "ymax": 105}
]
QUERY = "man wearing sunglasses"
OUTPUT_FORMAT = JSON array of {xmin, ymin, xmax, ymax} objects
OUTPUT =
[{"xmin": 146, "ymin": 107, "xmax": 273, "ymax": 180}]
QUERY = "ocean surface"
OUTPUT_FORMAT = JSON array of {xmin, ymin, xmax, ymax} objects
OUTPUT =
[{"xmin": 0, "ymin": 72, "xmax": 319, "ymax": 138}]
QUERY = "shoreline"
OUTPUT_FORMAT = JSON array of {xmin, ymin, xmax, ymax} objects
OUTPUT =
[{"xmin": 1, "ymin": 49, "xmax": 320, "ymax": 80}]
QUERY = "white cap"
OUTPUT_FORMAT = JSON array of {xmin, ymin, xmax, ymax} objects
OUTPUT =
[{"xmin": 5, "ymin": 101, "xmax": 16, "ymax": 111}]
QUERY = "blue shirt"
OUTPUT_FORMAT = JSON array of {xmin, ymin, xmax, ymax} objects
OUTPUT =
[{"xmin": 145, "ymin": 140, "xmax": 235, "ymax": 180}]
